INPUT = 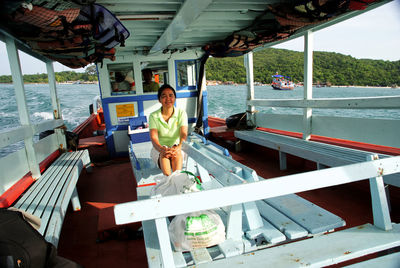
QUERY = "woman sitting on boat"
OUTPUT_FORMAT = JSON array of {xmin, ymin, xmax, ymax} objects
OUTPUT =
[{"xmin": 149, "ymin": 84, "xmax": 188, "ymax": 176}]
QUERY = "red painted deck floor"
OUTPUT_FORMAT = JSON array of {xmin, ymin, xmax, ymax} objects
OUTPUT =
[
  {"xmin": 57, "ymin": 130, "xmax": 400, "ymax": 268},
  {"xmin": 57, "ymin": 155, "xmax": 147, "ymax": 268}
]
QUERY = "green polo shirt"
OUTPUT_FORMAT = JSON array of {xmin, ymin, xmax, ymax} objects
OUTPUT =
[{"xmin": 149, "ymin": 107, "xmax": 188, "ymax": 147}]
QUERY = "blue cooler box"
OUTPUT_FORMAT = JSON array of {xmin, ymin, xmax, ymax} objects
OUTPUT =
[{"xmin": 128, "ymin": 116, "xmax": 150, "ymax": 144}]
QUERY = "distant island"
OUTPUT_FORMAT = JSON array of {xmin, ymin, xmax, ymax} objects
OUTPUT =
[
  {"xmin": 0, "ymin": 49, "xmax": 399, "ymax": 87},
  {"xmin": 0, "ymin": 65, "xmax": 97, "ymax": 84},
  {"xmin": 206, "ymin": 48, "xmax": 399, "ymax": 87}
]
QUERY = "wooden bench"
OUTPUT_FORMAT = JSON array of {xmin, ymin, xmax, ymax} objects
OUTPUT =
[
  {"xmin": 235, "ymin": 130, "xmax": 399, "ymax": 187},
  {"xmin": 117, "ymin": 140, "xmax": 400, "ymax": 266},
  {"xmin": 13, "ymin": 149, "xmax": 91, "ymax": 246},
  {"xmin": 122, "ymin": 134, "xmax": 354, "ymax": 267}
]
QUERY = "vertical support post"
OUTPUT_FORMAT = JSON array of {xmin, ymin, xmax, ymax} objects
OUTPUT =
[
  {"xmin": 202, "ymin": 90, "xmax": 209, "ymax": 137},
  {"xmin": 46, "ymin": 62, "xmax": 62, "ymax": 119},
  {"xmin": 303, "ymin": 31, "xmax": 313, "ymax": 140},
  {"xmin": 367, "ymin": 155, "xmax": 392, "ymax": 230},
  {"xmin": 5, "ymin": 36, "xmax": 40, "ymax": 179},
  {"xmin": 133, "ymin": 60, "xmax": 143, "ymax": 94},
  {"xmin": 154, "ymin": 217, "xmax": 175, "ymax": 267},
  {"xmin": 244, "ymin": 52, "xmax": 255, "ymax": 126},
  {"xmin": 218, "ymin": 203, "xmax": 244, "ymax": 257},
  {"xmin": 225, "ymin": 204, "xmax": 243, "ymax": 240},
  {"xmin": 243, "ymin": 202, "xmax": 264, "ymax": 231},
  {"xmin": 70, "ymin": 187, "xmax": 81, "ymax": 211},
  {"xmin": 168, "ymin": 58, "xmax": 177, "ymax": 90},
  {"xmin": 187, "ymin": 63, "xmax": 193, "ymax": 85},
  {"xmin": 279, "ymin": 151, "xmax": 287, "ymax": 170},
  {"xmin": 46, "ymin": 62, "xmax": 66, "ymax": 151}
]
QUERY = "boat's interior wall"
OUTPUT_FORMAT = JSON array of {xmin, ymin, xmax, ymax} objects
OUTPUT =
[
  {"xmin": 112, "ymin": 130, "xmax": 131, "ymax": 153},
  {"xmin": 255, "ymin": 113, "xmax": 303, "ymax": 134},
  {"xmin": 312, "ymin": 116, "xmax": 400, "ymax": 148},
  {"xmin": 255, "ymin": 113, "xmax": 400, "ymax": 148},
  {"xmin": 97, "ymin": 50, "xmax": 203, "ymax": 156},
  {"xmin": 0, "ymin": 132, "xmax": 60, "ymax": 195},
  {"xmin": 0, "ymin": 148, "xmax": 29, "ymax": 195},
  {"xmin": 34, "ymin": 134, "xmax": 59, "ymax": 163}
]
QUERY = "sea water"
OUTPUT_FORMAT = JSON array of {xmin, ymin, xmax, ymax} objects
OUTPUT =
[
  {"xmin": 1, "ymin": 83, "xmax": 400, "ymax": 156},
  {"xmin": 0, "ymin": 83, "xmax": 100, "ymax": 132},
  {"xmin": 207, "ymin": 85, "xmax": 400, "ymax": 120}
]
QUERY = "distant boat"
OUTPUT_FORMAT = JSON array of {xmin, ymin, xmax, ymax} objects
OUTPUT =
[{"xmin": 271, "ymin": 74, "xmax": 295, "ymax": 90}]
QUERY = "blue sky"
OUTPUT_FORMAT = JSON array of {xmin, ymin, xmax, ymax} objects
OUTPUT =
[{"xmin": 0, "ymin": 1, "xmax": 399, "ymax": 75}]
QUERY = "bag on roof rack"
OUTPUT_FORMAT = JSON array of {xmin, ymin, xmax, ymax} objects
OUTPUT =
[
  {"xmin": 5, "ymin": 2, "xmax": 128, "ymax": 68},
  {"xmin": 78, "ymin": 4, "xmax": 130, "ymax": 49}
]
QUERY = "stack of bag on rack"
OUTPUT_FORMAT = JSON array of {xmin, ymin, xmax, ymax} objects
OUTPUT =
[
  {"xmin": 151, "ymin": 170, "xmax": 226, "ymax": 252},
  {"xmin": 203, "ymin": 0, "xmax": 382, "ymax": 57},
  {"xmin": 0, "ymin": 0, "xmax": 130, "ymax": 68}
]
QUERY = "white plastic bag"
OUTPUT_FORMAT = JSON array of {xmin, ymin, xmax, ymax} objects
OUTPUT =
[
  {"xmin": 150, "ymin": 170, "xmax": 202, "ymax": 197},
  {"xmin": 169, "ymin": 210, "xmax": 226, "ymax": 251}
]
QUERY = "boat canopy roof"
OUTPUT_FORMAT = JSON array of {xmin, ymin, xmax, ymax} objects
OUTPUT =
[{"xmin": 0, "ymin": 0, "xmax": 391, "ymax": 68}]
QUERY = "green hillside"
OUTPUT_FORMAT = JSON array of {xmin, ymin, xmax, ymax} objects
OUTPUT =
[
  {"xmin": 0, "ymin": 49, "xmax": 398, "ymax": 87},
  {"xmin": 0, "ymin": 66, "xmax": 97, "ymax": 84},
  {"xmin": 205, "ymin": 48, "xmax": 400, "ymax": 87}
]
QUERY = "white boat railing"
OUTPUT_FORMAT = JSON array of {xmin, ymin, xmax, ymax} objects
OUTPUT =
[
  {"xmin": 244, "ymin": 32, "xmax": 400, "ymax": 148},
  {"xmin": 247, "ymin": 96, "xmax": 400, "ymax": 109},
  {"xmin": 0, "ymin": 120, "xmax": 64, "ymax": 150},
  {"xmin": 0, "ymin": 35, "xmax": 66, "ymax": 195}
]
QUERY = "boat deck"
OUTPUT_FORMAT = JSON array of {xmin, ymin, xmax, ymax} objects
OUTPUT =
[{"xmin": 56, "ymin": 126, "xmax": 400, "ymax": 267}]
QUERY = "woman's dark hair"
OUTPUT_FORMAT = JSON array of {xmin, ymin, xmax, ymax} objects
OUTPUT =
[{"xmin": 157, "ymin": 84, "xmax": 176, "ymax": 100}]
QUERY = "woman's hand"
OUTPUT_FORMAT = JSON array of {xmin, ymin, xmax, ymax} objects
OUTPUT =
[
  {"xmin": 168, "ymin": 144, "xmax": 181, "ymax": 158},
  {"xmin": 160, "ymin": 146, "xmax": 172, "ymax": 159}
]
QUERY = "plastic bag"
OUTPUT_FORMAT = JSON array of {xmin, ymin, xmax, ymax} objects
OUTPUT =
[
  {"xmin": 169, "ymin": 210, "xmax": 226, "ymax": 251},
  {"xmin": 150, "ymin": 170, "xmax": 203, "ymax": 197}
]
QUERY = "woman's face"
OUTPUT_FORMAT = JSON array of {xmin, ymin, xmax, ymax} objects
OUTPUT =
[{"xmin": 159, "ymin": 88, "xmax": 175, "ymax": 108}]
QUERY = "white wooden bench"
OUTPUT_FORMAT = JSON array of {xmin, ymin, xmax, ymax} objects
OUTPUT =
[
  {"xmin": 122, "ymin": 135, "xmax": 382, "ymax": 267},
  {"xmin": 13, "ymin": 149, "xmax": 91, "ymax": 246},
  {"xmin": 235, "ymin": 130, "xmax": 399, "ymax": 187},
  {"xmin": 118, "ymin": 137, "xmax": 400, "ymax": 267}
]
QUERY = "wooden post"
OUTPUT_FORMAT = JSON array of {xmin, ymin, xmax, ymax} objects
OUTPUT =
[
  {"xmin": 46, "ymin": 62, "xmax": 62, "ymax": 119},
  {"xmin": 303, "ymin": 31, "xmax": 313, "ymax": 140},
  {"xmin": 46, "ymin": 62, "xmax": 66, "ymax": 151},
  {"xmin": 367, "ymin": 154, "xmax": 392, "ymax": 230},
  {"xmin": 245, "ymin": 52, "xmax": 255, "ymax": 126},
  {"xmin": 5, "ymin": 36, "xmax": 40, "ymax": 179}
]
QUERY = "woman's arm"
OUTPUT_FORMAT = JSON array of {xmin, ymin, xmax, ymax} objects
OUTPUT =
[
  {"xmin": 171, "ymin": 125, "xmax": 188, "ymax": 156},
  {"xmin": 178, "ymin": 125, "xmax": 188, "ymax": 147}
]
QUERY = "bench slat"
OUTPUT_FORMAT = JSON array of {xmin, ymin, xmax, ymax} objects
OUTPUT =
[
  {"xmin": 190, "ymin": 248, "xmax": 213, "ymax": 265},
  {"xmin": 256, "ymin": 200, "xmax": 308, "ymax": 240},
  {"xmin": 265, "ymin": 194, "xmax": 345, "ymax": 234}
]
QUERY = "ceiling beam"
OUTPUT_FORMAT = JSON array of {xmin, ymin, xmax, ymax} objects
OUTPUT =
[{"xmin": 150, "ymin": 0, "xmax": 213, "ymax": 53}]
